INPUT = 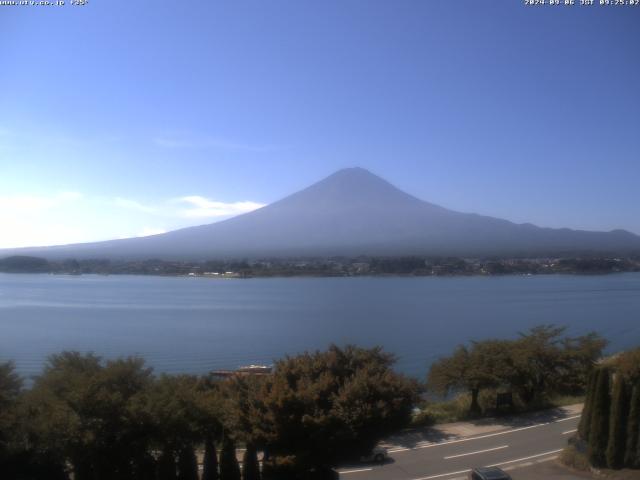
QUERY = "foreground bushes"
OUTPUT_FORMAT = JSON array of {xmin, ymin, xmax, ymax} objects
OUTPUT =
[
  {"xmin": 0, "ymin": 345, "xmax": 418, "ymax": 480},
  {"xmin": 560, "ymin": 445, "xmax": 591, "ymax": 472}
]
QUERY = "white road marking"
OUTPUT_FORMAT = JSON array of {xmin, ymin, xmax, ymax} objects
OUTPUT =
[
  {"xmin": 486, "ymin": 448, "xmax": 563, "ymax": 467},
  {"xmin": 562, "ymin": 428, "xmax": 578, "ymax": 435},
  {"xmin": 339, "ymin": 467, "xmax": 373, "ymax": 475},
  {"xmin": 501, "ymin": 455, "xmax": 559, "ymax": 471},
  {"xmin": 444, "ymin": 445, "xmax": 508, "ymax": 459},
  {"xmin": 388, "ymin": 415, "xmax": 580, "ymax": 454},
  {"xmin": 556, "ymin": 415, "xmax": 581, "ymax": 422},
  {"xmin": 413, "ymin": 468, "xmax": 471, "ymax": 479},
  {"xmin": 410, "ymin": 450, "xmax": 563, "ymax": 480}
]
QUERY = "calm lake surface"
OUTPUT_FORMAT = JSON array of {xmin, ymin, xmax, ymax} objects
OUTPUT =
[{"xmin": 1, "ymin": 273, "xmax": 639, "ymax": 379}]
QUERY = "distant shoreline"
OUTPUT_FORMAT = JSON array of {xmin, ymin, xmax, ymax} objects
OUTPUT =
[{"xmin": 1, "ymin": 253, "xmax": 639, "ymax": 279}]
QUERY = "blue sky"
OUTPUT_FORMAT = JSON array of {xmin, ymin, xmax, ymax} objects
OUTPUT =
[{"xmin": 1, "ymin": 1, "xmax": 639, "ymax": 248}]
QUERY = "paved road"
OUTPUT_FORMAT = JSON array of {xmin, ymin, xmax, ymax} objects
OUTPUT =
[{"xmin": 338, "ymin": 413, "xmax": 580, "ymax": 480}]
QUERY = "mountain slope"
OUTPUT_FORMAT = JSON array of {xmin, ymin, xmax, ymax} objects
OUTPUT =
[{"xmin": 3, "ymin": 168, "xmax": 640, "ymax": 259}]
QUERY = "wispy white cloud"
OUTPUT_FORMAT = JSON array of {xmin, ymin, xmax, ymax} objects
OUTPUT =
[
  {"xmin": 175, "ymin": 195, "xmax": 265, "ymax": 218},
  {"xmin": 0, "ymin": 191, "xmax": 266, "ymax": 248},
  {"xmin": 153, "ymin": 133, "xmax": 281, "ymax": 152},
  {"xmin": 0, "ymin": 191, "xmax": 82, "ymax": 212},
  {"xmin": 114, "ymin": 197, "xmax": 157, "ymax": 213},
  {"xmin": 0, "ymin": 192, "xmax": 86, "ymax": 248}
]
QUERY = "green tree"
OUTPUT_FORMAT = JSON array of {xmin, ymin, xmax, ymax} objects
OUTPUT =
[
  {"xmin": 220, "ymin": 437, "xmax": 241, "ymax": 480},
  {"xmin": 177, "ymin": 445, "xmax": 199, "ymax": 480},
  {"xmin": 0, "ymin": 362, "xmax": 51, "ymax": 478},
  {"xmin": 132, "ymin": 452, "xmax": 157, "ymax": 480},
  {"xmin": 202, "ymin": 436, "xmax": 219, "ymax": 480},
  {"xmin": 0, "ymin": 361, "xmax": 22, "ymax": 455},
  {"xmin": 254, "ymin": 345, "xmax": 418, "ymax": 472},
  {"xmin": 428, "ymin": 345, "xmax": 478, "ymax": 415},
  {"xmin": 559, "ymin": 332, "xmax": 607, "ymax": 394},
  {"xmin": 510, "ymin": 325, "xmax": 566, "ymax": 404},
  {"xmin": 578, "ymin": 369, "xmax": 597, "ymax": 441},
  {"xmin": 588, "ymin": 367, "xmax": 611, "ymax": 467},
  {"xmin": 219, "ymin": 373, "xmax": 269, "ymax": 471},
  {"xmin": 614, "ymin": 348, "xmax": 640, "ymax": 384},
  {"xmin": 143, "ymin": 374, "xmax": 203, "ymax": 451},
  {"xmin": 142, "ymin": 372, "xmax": 222, "ymax": 472},
  {"xmin": 428, "ymin": 326, "xmax": 606, "ymax": 414},
  {"xmin": 157, "ymin": 450, "xmax": 178, "ymax": 480},
  {"xmin": 25, "ymin": 352, "xmax": 155, "ymax": 479},
  {"xmin": 624, "ymin": 385, "xmax": 640, "ymax": 468},
  {"xmin": 606, "ymin": 374, "xmax": 630, "ymax": 468},
  {"xmin": 242, "ymin": 443, "xmax": 261, "ymax": 480},
  {"xmin": 428, "ymin": 341, "xmax": 513, "ymax": 416}
]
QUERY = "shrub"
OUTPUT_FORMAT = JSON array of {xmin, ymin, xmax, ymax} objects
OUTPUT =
[{"xmin": 560, "ymin": 445, "xmax": 591, "ymax": 471}]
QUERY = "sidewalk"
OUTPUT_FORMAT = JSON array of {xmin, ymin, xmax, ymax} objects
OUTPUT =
[{"xmin": 382, "ymin": 404, "xmax": 583, "ymax": 450}]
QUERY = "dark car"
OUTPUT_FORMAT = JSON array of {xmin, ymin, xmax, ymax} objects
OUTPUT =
[{"xmin": 469, "ymin": 467, "xmax": 512, "ymax": 480}]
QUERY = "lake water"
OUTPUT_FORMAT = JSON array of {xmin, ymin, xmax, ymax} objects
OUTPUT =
[{"xmin": 1, "ymin": 273, "xmax": 639, "ymax": 380}]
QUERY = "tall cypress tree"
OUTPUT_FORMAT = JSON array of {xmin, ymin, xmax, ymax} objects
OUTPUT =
[
  {"xmin": 177, "ymin": 445, "xmax": 199, "ymax": 480},
  {"xmin": 133, "ymin": 452, "xmax": 157, "ymax": 480},
  {"xmin": 203, "ymin": 437, "xmax": 219, "ymax": 480},
  {"xmin": 606, "ymin": 375, "xmax": 630, "ymax": 469},
  {"xmin": 242, "ymin": 443, "xmax": 261, "ymax": 480},
  {"xmin": 220, "ymin": 437, "xmax": 241, "ymax": 480},
  {"xmin": 636, "ymin": 419, "xmax": 640, "ymax": 471},
  {"xmin": 588, "ymin": 367, "xmax": 611, "ymax": 467},
  {"xmin": 157, "ymin": 450, "xmax": 178, "ymax": 480},
  {"xmin": 578, "ymin": 370, "xmax": 597, "ymax": 441},
  {"xmin": 624, "ymin": 385, "xmax": 640, "ymax": 468}
]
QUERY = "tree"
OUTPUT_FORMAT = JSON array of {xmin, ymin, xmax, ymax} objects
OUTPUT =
[
  {"xmin": 588, "ymin": 367, "xmax": 611, "ymax": 467},
  {"xmin": 202, "ymin": 436, "xmax": 219, "ymax": 480},
  {"xmin": 220, "ymin": 436, "xmax": 241, "ymax": 480},
  {"xmin": 0, "ymin": 255, "xmax": 50, "ymax": 273},
  {"xmin": 242, "ymin": 443, "xmax": 261, "ymax": 480},
  {"xmin": 0, "ymin": 361, "xmax": 33, "ymax": 477},
  {"xmin": 560, "ymin": 332, "xmax": 607, "ymax": 394},
  {"xmin": 428, "ymin": 345, "xmax": 477, "ymax": 414},
  {"xmin": 428, "ymin": 326, "xmax": 606, "ymax": 414},
  {"xmin": 157, "ymin": 450, "xmax": 178, "ymax": 480},
  {"xmin": 428, "ymin": 341, "xmax": 513, "ymax": 416},
  {"xmin": 614, "ymin": 348, "xmax": 640, "ymax": 384},
  {"xmin": 254, "ymin": 345, "xmax": 418, "ymax": 472},
  {"xmin": 143, "ymin": 374, "xmax": 203, "ymax": 451},
  {"xmin": 142, "ymin": 372, "xmax": 222, "ymax": 473},
  {"xmin": 606, "ymin": 374, "xmax": 630, "ymax": 468},
  {"xmin": 0, "ymin": 361, "xmax": 22, "ymax": 453},
  {"xmin": 132, "ymin": 452, "xmax": 157, "ymax": 480},
  {"xmin": 578, "ymin": 369, "xmax": 597, "ymax": 441},
  {"xmin": 510, "ymin": 325, "xmax": 566, "ymax": 404},
  {"xmin": 177, "ymin": 445, "xmax": 199, "ymax": 480},
  {"xmin": 25, "ymin": 352, "xmax": 155, "ymax": 479},
  {"xmin": 624, "ymin": 385, "xmax": 640, "ymax": 468}
]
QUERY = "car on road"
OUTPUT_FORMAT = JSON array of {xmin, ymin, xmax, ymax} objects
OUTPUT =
[
  {"xmin": 470, "ymin": 467, "xmax": 512, "ymax": 480},
  {"xmin": 360, "ymin": 446, "xmax": 388, "ymax": 463}
]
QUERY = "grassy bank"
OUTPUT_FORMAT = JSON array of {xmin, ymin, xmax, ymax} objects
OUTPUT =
[
  {"xmin": 561, "ymin": 446, "xmax": 640, "ymax": 480},
  {"xmin": 411, "ymin": 392, "xmax": 584, "ymax": 426}
]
